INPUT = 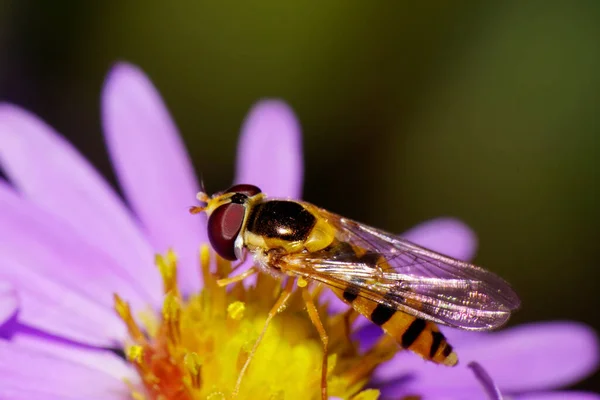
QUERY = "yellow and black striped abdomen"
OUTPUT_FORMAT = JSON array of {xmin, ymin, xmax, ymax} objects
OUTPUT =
[
  {"xmin": 331, "ymin": 286, "xmax": 458, "ymax": 366},
  {"xmin": 336, "ymin": 286, "xmax": 458, "ymax": 366}
]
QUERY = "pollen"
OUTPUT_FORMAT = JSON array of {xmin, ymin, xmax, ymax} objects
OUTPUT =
[{"xmin": 115, "ymin": 245, "xmax": 394, "ymax": 400}]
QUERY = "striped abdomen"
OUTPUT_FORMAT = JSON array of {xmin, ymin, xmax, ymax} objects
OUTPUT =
[
  {"xmin": 324, "ymin": 241, "xmax": 458, "ymax": 366},
  {"xmin": 338, "ymin": 285, "xmax": 458, "ymax": 366}
]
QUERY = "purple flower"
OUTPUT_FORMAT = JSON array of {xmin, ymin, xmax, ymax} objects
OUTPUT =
[{"xmin": 0, "ymin": 63, "xmax": 597, "ymax": 399}]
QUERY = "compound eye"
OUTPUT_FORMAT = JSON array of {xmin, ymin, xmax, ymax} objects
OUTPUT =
[
  {"xmin": 207, "ymin": 203, "xmax": 245, "ymax": 261},
  {"xmin": 225, "ymin": 184, "xmax": 262, "ymax": 197}
]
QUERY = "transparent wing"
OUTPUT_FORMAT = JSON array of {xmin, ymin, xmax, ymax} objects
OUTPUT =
[{"xmin": 283, "ymin": 206, "xmax": 521, "ymax": 331}]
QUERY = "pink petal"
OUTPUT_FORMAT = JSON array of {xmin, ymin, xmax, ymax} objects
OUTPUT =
[
  {"xmin": 0, "ymin": 282, "xmax": 17, "ymax": 326},
  {"xmin": 0, "ymin": 104, "xmax": 161, "ymax": 303},
  {"xmin": 102, "ymin": 63, "xmax": 204, "ymax": 294},
  {"xmin": 235, "ymin": 100, "xmax": 303, "ymax": 199},
  {"xmin": 401, "ymin": 217, "xmax": 478, "ymax": 261},
  {"xmin": 374, "ymin": 322, "xmax": 599, "ymax": 393},
  {"xmin": 0, "ymin": 341, "xmax": 129, "ymax": 399}
]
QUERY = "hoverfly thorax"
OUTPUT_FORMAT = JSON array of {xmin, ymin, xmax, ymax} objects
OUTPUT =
[{"xmin": 191, "ymin": 184, "xmax": 263, "ymax": 261}]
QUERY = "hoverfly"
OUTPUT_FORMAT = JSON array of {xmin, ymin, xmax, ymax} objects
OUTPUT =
[{"xmin": 190, "ymin": 183, "xmax": 520, "ymax": 399}]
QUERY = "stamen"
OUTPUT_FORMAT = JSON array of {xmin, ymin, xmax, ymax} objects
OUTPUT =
[
  {"xmin": 468, "ymin": 361, "xmax": 504, "ymax": 400},
  {"xmin": 156, "ymin": 251, "xmax": 179, "ymax": 296},
  {"xmin": 184, "ymin": 352, "xmax": 203, "ymax": 389},
  {"xmin": 115, "ymin": 248, "xmax": 393, "ymax": 400},
  {"xmin": 127, "ymin": 345, "xmax": 145, "ymax": 364},
  {"xmin": 114, "ymin": 294, "xmax": 145, "ymax": 343},
  {"xmin": 162, "ymin": 292, "xmax": 182, "ymax": 346}
]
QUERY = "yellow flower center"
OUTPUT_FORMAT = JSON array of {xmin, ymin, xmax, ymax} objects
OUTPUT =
[{"xmin": 114, "ymin": 246, "xmax": 395, "ymax": 400}]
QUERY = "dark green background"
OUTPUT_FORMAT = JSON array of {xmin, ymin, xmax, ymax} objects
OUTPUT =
[{"xmin": 1, "ymin": 0, "xmax": 598, "ymax": 392}]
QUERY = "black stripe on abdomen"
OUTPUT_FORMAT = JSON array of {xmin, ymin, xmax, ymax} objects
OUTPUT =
[
  {"xmin": 430, "ymin": 331, "xmax": 445, "ymax": 358},
  {"xmin": 371, "ymin": 304, "xmax": 395, "ymax": 326},
  {"xmin": 442, "ymin": 343, "xmax": 454, "ymax": 357},
  {"xmin": 342, "ymin": 286, "xmax": 359, "ymax": 303},
  {"xmin": 401, "ymin": 318, "xmax": 427, "ymax": 348}
]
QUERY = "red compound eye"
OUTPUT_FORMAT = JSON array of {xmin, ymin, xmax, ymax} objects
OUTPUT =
[
  {"xmin": 225, "ymin": 184, "xmax": 262, "ymax": 197},
  {"xmin": 207, "ymin": 203, "xmax": 245, "ymax": 260}
]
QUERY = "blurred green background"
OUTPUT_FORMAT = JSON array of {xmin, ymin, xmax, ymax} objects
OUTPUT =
[{"xmin": 1, "ymin": 0, "xmax": 598, "ymax": 391}]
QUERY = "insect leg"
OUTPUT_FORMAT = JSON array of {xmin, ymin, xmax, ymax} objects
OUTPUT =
[
  {"xmin": 216, "ymin": 266, "xmax": 257, "ymax": 287},
  {"xmin": 232, "ymin": 278, "xmax": 296, "ymax": 398},
  {"xmin": 343, "ymin": 308, "xmax": 359, "ymax": 346},
  {"xmin": 301, "ymin": 286, "xmax": 329, "ymax": 400}
]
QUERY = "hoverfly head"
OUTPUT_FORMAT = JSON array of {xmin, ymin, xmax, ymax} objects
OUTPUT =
[{"xmin": 191, "ymin": 184, "xmax": 263, "ymax": 261}]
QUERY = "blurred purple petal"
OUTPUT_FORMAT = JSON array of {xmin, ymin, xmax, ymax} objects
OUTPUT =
[
  {"xmin": 515, "ymin": 392, "xmax": 600, "ymax": 400},
  {"xmin": 1, "ymin": 267, "xmax": 125, "ymax": 346},
  {"xmin": 402, "ymin": 217, "xmax": 478, "ymax": 261},
  {"xmin": 0, "ymin": 181, "xmax": 129, "ymax": 345},
  {"xmin": 461, "ymin": 321, "xmax": 599, "ymax": 392},
  {"xmin": 0, "ymin": 341, "xmax": 129, "ymax": 399},
  {"xmin": 0, "ymin": 180, "xmax": 151, "ymax": 311},
  {"xmin": 0, "ymin": 282, "xmax": 17, "ymax": 326},
  {"xmin": 375, "ymin": 321, "xmax": 599, "ymax": 393},
  {"xmin": 102, "ymin": 62, "xmax": 204, "ymax": 294},
  {"xmin": 235, "ymin": 100, "xmax": 303, "ymax": 199},
  {"xmin": 0, "ymin": 104, "xmax": 161, "ymax": 302},
  {"xmin": 12, "ymin": 331, "xmax": 136, "ymax": 382}
]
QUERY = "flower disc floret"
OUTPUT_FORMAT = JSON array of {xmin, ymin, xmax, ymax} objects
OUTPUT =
[{"xmin": 115, "ymin": 246, "xmax": 390, "ymax": 400}]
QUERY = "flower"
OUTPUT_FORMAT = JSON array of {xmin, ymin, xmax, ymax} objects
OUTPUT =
[{"xmin": 0, "ymin": 63, "xmax": 597, "ymax": 400}]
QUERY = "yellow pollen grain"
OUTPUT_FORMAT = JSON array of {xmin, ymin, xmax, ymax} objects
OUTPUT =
[
  {"xmin": 114, "ymin": 246, "xmax": 390, "ymax": 400},
  {"xmin": 126, "ymin": 345, "xmax": 144, "ymax": 364},
  {"xmin": 227, "ymin": 301, "xmax": 245, "ymax": 321},
  {"xmin": 297, "ymin": 277, "xmax": 308, "ymax": 288}
]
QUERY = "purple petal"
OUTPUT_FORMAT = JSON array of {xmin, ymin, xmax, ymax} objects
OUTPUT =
[
  {"xmin": 374, "ymin": 321, "xmax": 599, "ymax": 393},
  {"xmin": 235, "ymin": 100, "xmax": 303, "ymax": 199},
  {"xmin": 102, "ymin": 62, "xmax": 204, "ymax": 294},
  {"xmin": 0, "ymin": 341, "xmax": 129, "ymax": 399},
  {"xmin": 0, "ymin": 181, "xmax": 130, "ymax": 345},
  {"xmin": 0, "ymin": 282, "xmax": 18, "ymax": 326},
  {"xmin": 463, "ymin": 321, "xmax": 599, "ymax": 391},
  {"xmin": 12, "ymin": 331, "xmax": 136, "ymax": 382},
  {"xmin": 8, "ymin": 274, "xmax": 124, "ymax": 347},
  {"xmin": 0, "ymin": 104, "xmax": 161, "ymax": 303},
  {"xmin": 515, "ymin": 392, "xmax": 600, "ymax": 400},
  {"xmin": 401, "ymin": 217, "xmax": 478, "ymax": 261}
]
